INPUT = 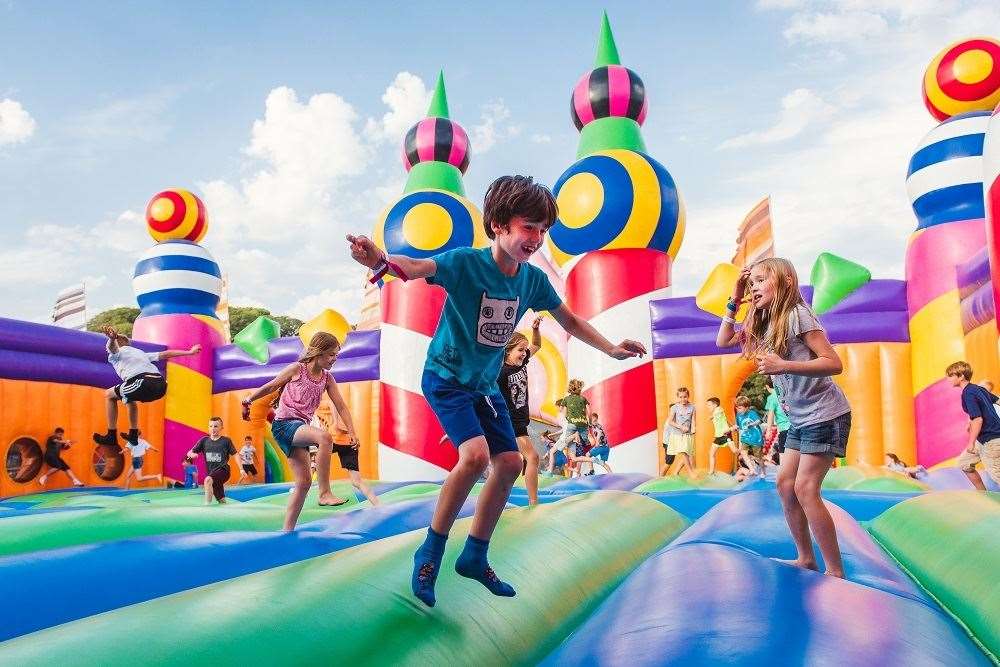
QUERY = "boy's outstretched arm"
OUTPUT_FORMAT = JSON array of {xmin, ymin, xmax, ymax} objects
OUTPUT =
[
  {"xmin": 346, "ymin": 234, "xmax": 436, "ymax": 280},
  {"xmin": 159, "ymin": 344, "xmax": 202, "ymax": 360},
  {"xmin": 550, "ymin": 304, "xmax": 646, "ymax": 359}
]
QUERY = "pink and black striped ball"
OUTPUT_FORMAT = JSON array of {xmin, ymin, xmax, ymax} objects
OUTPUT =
[
  {"xmin": 401, "ymin": 117, "xmax": 470, "ymax": 173},
  {"xmin": 571, "ymin": 65, "xmax": 647, "ymax": 131}
]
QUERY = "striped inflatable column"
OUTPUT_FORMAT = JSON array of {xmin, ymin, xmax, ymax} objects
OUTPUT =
[
  {"xmin": 905, "ymin": 111, "xmax": 990, "ymax": 466},
  {"xmin": 373, "ymin": 71, "xmax": 488, "ymax": 480},
  {"xmin": 985, "ymin": 104, "xmax": 1000, "ymax": 331},
  {"xmin": 565, "ymin": 249, "xmax": 671, "ymax": 474},
  {"xmin": 132, "ymin": 240, "xmax": 225, "ymax": 482}
]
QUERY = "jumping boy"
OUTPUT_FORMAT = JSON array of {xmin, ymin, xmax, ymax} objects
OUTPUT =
[
  {"xmin": 93, "ymin": 326, "xmax": 200, "ymax": 449},
  {"xmin": 347, "ymin": 175, "xmax": 645, "ymax": 607}
]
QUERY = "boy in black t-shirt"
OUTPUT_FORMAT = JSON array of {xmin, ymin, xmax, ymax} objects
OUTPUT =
[
  {"xmin": 38, "ymin": 427, "xmax": 84, "ymax": 487},
  {"xmin": 497, "ymin": 315, "xmax": 543, "ymax": 505},
  {"xmin": 187, "ymin": 417, "xmax": 237, "ymax": 504},
  {"xmin": 947, "ymin": 361, "xmax": 1000, "ymax": 490}
]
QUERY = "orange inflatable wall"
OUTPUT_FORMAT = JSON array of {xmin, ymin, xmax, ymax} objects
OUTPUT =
[
  {"xmin": 0, "ymin": 378, "xmax": 164, "ymax": 497},
  {"xmin": 653, "ymin": 342, "xmax": 915, "ymax": 471},
  {"xmin": 963, "ymin": 323, "xmax": 1000, "ymax": 388}
]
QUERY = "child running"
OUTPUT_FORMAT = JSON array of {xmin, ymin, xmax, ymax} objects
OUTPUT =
[
  {"xmin": 556, "ymin": 379, "xmax": 591, "ymax": 458},
  {"xmin": 93, "ymin": 326, "xmax": 200, "ymax": 449},
  {"xmin": 187, "ymin": 417, "xmax": 236, "ymax": 505},
  {"xmin": 707, "ymin": 397, "xmax": 738, "ymax": 475},
  {"xmin": 571, "ymin": 413, "xmax": 612, "ymax": 475},
  {"xmin": 237, "ymin": 436, "xmax": 258, "ymax": 484},
  {"xmin": 38, "ymin": 427, "xmax": 84, "ymax": 487},
  {"xmin": 496, "ymin": 315, "xmax": 543, "ymax": 505},
  {"xmin": 663, "ymin": 388, "xmax": 695, "ymax": 476},
  {"xmin": 347, "ymin": 175, "xmax": 645, "ymax": 607},
  {"xmin": 734, "ymin": 396, "xmax": 765, "ymax": 477},
  {"xmin": 718, "ymin": 258, "xmax": 851, "ymax": 578},
  {"xmin": 240, "ymin": 332, "xmax": 365, "ymax": 530},
  {"xmin": 122, "ymin": 430, "xmax": 162, "ymax": 488}
]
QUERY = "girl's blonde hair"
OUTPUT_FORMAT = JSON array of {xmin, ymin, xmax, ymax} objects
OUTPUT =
[
  {"xmin": 567, "ymin": 379, "xmax": 583, "ymax": 394},
  {"xmin": 739, "ymin": 257, "xmax": 805, "ymax": 359},
  {"xmin": 299, "ymin": 332, "xmax": 341, "ymax": 364},
  {"xmin": 505, "ymin": 332, "xmax": 529, "ymax": 358}
]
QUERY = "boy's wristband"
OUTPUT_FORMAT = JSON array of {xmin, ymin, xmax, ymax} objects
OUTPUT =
[{"xmin": 369, "ymin": 254, "xmax": 410, "ymax": 286}]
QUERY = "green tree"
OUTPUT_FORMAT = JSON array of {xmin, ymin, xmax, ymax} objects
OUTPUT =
[
  {"xmin": 272, "ymin": 316, "xmax": 303, "ymax": 337},
  {"xmin": 738, "ymin": 372, "xmax": 769, "ymax": 411},
  {"xmin": 87, "ymin": 307, "xmax": 140, "ymax": 337}
]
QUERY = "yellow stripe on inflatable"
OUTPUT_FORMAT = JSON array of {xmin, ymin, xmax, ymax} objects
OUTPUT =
[
  {"xmin": 164, "ymin": 363, "xmax": 213, "ymax": 431},
  {"xmin": 909, "ymin": 289, "xmax": 966, "ymax": 395},
  {"xmin": 667, "ymin": 190, "xmax": 686, "ymax": 259},
  {"xmin": 191, "ymin": 314, "xmax": 228, "ymax": 340},
  {"xmin": 533, "ymin": 335, "xmax": 568, "ymax": 420},
  {"xmin": 605, "ymin": 149, "xmax": 660, "ymax": 250}
]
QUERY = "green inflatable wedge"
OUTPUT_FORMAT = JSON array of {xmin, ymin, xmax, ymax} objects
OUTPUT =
[
  {"xmin": 232, "ymin": 315, "xmax": 281, "ymax": 363},
  {"xmin": 0, "ymin": 492, "xmax": 687, "ymax": 666},
  {"xmin": 809, "ymin": 252, "xmax": 872, "ymax": 315},
  {"xmin": 868, "ymin": 491, "xmax": 1000, "ymax": 661}
]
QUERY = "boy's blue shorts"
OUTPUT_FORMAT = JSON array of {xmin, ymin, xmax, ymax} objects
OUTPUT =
[
  {"xmin": 554, "ymin": 450, "xmax": 568, "ymax": 466},
  {"xmin": 422, "ymin": 370, "xmax": 518, "ymax": 456},
  {"xmin": 590, "ymin": 446, "xmax": 610, "ymax": 462}
]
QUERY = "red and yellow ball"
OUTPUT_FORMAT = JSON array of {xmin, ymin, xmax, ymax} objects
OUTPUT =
[
  {"xmin": 923, "ymin": 37, "xmax": 1000, "ymax": 121},
  {"xmin": 145, "ymin": 188, "xmax": 209, "ymax": 243}
]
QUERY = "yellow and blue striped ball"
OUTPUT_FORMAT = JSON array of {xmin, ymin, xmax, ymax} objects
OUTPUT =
[
  {"xmin": 546, "ymin": 149, "xmax": 684, "ymax": 266},
  {"xmin": 374, "ymin": 189, "xmax": 488, "ymax": 259}
]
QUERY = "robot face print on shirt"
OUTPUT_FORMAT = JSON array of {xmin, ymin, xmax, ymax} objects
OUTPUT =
[{"xmin": 477, "ymin": 293, "xmax": 519, "ymax": 347}]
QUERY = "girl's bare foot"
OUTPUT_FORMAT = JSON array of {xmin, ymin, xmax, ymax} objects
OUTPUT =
[
  {"xmin": 824, "ymin": 569, "xmax": 845, "ymax": 579},
  {"xmin": 318, "ymin": 492, "xmax": 348, "ymax": 507},
  {"xmin": 776, "ymin": 557, "xmax": 819, "ymax": 572}
]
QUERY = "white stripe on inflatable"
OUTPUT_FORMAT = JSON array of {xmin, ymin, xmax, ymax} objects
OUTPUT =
[
  {"xmin": 133, "ymin": 270, "xmax": 223, "ymax": 296},
  {"xmin": 985, "ymin": 111, "xmax": 1000, "ymax": 189},
  {"xmin": 138, "ymin": 242, "xmax": 215, "ymax": 261},
  {"xmin": 905, "ymin": 155, "xmax": 985, "ymax": 202},
  {"xmin": 378, "ymin": 442, "xmax": 448, "ymax": 482},
  {"xmin": 914, "ymin": 114, "xmax": 990, "ymax": 151},
  {"xmin": 608, "ymin": 431, "xmax": 661, "ymax": 476},
  {"xmin": 379, "ymin": 323, "xmax": 430, "ymax": 397},
  {"xmin": 566, "ymin": 288, "xmax": 669, "ymax": 391}
]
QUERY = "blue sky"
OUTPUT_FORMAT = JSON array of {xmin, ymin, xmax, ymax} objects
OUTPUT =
[{"xmin": 1, "ymin": 1, "xmax": 997, "ymax": 324}]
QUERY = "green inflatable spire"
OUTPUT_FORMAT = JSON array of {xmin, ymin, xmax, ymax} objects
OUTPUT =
[
  {"xmin": 594, "ymin": 11, "xmax": 621, "ymax": 67},
  {"xmin": 403, "ymin": 70, "xmax": 466, "ymax": 196},
  {"xmin": 576, "ymin": 13, "xmax": 646, "ymax": 158}
]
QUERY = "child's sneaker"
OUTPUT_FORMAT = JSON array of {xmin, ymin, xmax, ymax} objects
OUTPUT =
[{"xmin": 92, "ymin": 430, "xmax": 117, "ymax": 447}]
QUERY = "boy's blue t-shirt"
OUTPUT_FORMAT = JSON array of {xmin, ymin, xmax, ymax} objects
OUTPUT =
[
  {"xmin": 961, "ymin": 384, "xmax": 1000, "ymax": 442},
  {"xmin": 736, "ymin": 409, "xmax": 764, "ymax": 446},
  {"xmin": 425, "ymin": 247, "xmax": 562, "ymax": 392},
  {"xmin": 183, "ymin": 464, "xmax": 198, "ymax": 488}
]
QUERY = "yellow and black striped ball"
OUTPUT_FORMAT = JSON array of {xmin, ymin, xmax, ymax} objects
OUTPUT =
[
  {"xmin": 546, "ymin": 149, "xmax": 684, "ymax": 266},
  {"xmin": 374, "ymin": 189, "xmax": 488, "ymax": 259}
]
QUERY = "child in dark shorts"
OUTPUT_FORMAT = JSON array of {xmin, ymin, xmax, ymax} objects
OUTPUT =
[
  {"xmin": 719, "ymin": 258, "xmax": 851, "ymax": 578},
  {"xmin": 187, "ymin": 417, "xmax": 236, "ymax": 505},
  {"xmin": 38, "ymin": 427, "xmax": 84, "ymax": 487},
  {"xmin": 496, "ymin": 316, "xmax": 543, "ymax": 505},
  {"xmin": 348, "ymin": 175, "xmax": 646, "ymax": 608}
]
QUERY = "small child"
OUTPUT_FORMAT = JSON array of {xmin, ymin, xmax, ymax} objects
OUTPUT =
[
  {"xmin": 38, "ymin": 427, "xmax": 84, "ymax": 487},
  {"xmin": 948, "ymin": 361, "xmax": 1000, "ymax": 490},
  {"xmin": 182, "ymin": 455, "xmax": 199, "ymax": 489},
  {"xmin": 707, "ymin": 397, "xmax": 738, "ymax": 475},
  {"xmin": 187, "ymin": 417, "xmax": 237, "ymax": 505},
  {"xmin": 496, "ymin": 317, "xmax": 543, "ymax": 505},
  {"xmin": 883, "ymin": 453, "xmax": 927, "ymax": 480},
  {"xmin": 237, "ymin": 436, "xmax": 258, "ymax": 484},
  {"xmin": 556, "ymin": 379, "xmax": 591, "ymax": 458},
  {"xmin": 718, "ymin": 258, "xmax": 852, "ymax": 578},
  {"xmin": 122, "ymin": 430, "xmax": 162, "ymax": 489},
  {"xmin": 348, "ymin": 175, "xmax": 645, "ymax": 607},
  {"xmin": 571, "ymin": 413, "xmax": 612, "ymax": 474},
  {"xmin": 329, "ymin": 411, "xmax": 381, "ymax": 507},
  {"xmin": 663, "ymin": 388, "xmax": 695, "ymax": 476},
  {"xmin": 734, "ymin": 396, "xmax": 765, "ymax": 476},
  {"xmin": 764, "ymin": 377, "xmax": 790, "ymax": 463},
  {"xmin": 92, "ymin": 326, "xmax": 200, "ymax": 449}
]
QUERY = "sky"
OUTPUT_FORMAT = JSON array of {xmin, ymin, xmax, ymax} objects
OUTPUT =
[{"xmin": 1, "ymin": 0, "xmax": 998, "ymax": 325}]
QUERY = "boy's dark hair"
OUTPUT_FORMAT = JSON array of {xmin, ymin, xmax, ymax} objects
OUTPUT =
[
  {"xmin": 676, "ymin": 387, "xmax": 689, "ymax": 396},
  {"xmin": 54, "ymin": 427, "xmax": 64, "ymax": 434},
  {"xmin": 482, "ymin": 175, "xmax": 558, "ymax": 239},
  {"xmin": 209, "ymin": 416, "xmax": 223, "ymax": 425},
  {"xmin": 945, "ymin": 361, "xmax": 973, "ymax": 381},
  {"xmin": 707, "ymin": 397, "xmax": 720, "ymax": 406},
  {"xmin": 244, "ymin": 435, "xmax": 252, "ymax": 441}
]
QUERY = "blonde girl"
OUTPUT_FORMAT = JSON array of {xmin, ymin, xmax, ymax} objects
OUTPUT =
[
  {"xmin": 241, "ymin": 332, "xmax": 362, "ymax": 531},
  {"xmin": 664, "ymin": 387, "xmax": 695, "ymax": 476},
  {"xmin": 717, "ymin": 258, "xmax": 851, "ymax": 578},
  {"xmin": 496, "ymin": 315, "xmax": 543, "ymax": 504}
]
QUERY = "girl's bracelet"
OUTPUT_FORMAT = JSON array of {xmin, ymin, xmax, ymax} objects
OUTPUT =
[
  {"xmin": 722, "ymin": 315, "xmax": 736, "ymax": 324},
  {"xmin": 725, "ymin": 299, "xmax": 738, "ymax": 313}
]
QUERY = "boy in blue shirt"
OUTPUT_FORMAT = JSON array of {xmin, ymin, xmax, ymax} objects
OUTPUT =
[
  {"xmin": 347, "ymin": 175, "xmax": 646, "ymax": 607},
  {"xmin": 948, "ymin": 361, "xmax": 1000, "ymax": 490}
]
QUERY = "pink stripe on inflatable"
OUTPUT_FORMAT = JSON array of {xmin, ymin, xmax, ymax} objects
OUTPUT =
[
  {"xmin": 607, "ymin": 65, "xmax": 631, "ymax": 117},
  {"xmin": 448, "ymin": 123, "xmax": 469, "ymax": 168},
  {"xmin": 573, "ymin": 75, "xmax": 595, "ymax": 127},
  {"xmin": 905, "ymin": 219, "xmax": 986, "ymax": 315},
  {"xmin": 416, "ymin": 118, "xmax": 436, "ymax": 163},
  {"xmin": 985, "ymin": 107, "xmax": 1000, "ymax": 331},
  {"xmin": 913, "ymin": 379, "xmax": 971, "ymax": 467},
  {"xmin": 132, "ymin": 314, "xmax": 224, "ymax": 377},
  {"xmin": 163, "ymin": 419, "xmax": 208, "ymax": 481}
]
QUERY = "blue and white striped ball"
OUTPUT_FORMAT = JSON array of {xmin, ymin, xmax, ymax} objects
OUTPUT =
[
  {"xmin": 906, "ymin": 110, "xmax": 990, "ymax": 230},
  {"xmin": 132, "ymin": 240, "xmax": 223, "ymax": 317}
]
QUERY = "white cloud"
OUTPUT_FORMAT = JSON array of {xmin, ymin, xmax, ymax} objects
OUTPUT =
[
  {"xmin": 364, "ymin": 71, "xmax": 431, "ymax": 144},
  {"xmin": 530, "ymin": 133, "xmax": 552, "ymax": 144},
  {"xmin": 287, "ymin": 281, "xmax": 365, "ymax": 323},
  {"xmin": 718, "ymin": 88, "xmax": 834, "ymax": 149},
  {"xmin": 69, "ymin": 89, "xmax": 176, "ymax": 142},
  {"xmin": 0, "ymin": 98, "xmax": 36, "ymax": 145},
  {"xmin": 783, "ymin": 10, "xmax": 888, "ymax": 44},
  {"xmin": 471, "ymin": 100, "xmax": 521, "ymax": 154}
]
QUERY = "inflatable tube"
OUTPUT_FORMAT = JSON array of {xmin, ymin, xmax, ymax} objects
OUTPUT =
[
  {"xmin": 635, "ymin": 474, "xmax": 739, "ymax": 492},
  {"xmin": 0, "ymin": 496, "xmax": 478, "ymax": 641},
  {"xmin": 0, "ymin": 492, "xmax": 686, "ymax": 665},
  {"xmin": 542, "ymin": 490, "xmax": 990, "ymax": 666},
  {"xmin": 868, "ymin": 491, "xmax": 1000, "ymax": 659},
  {"xmin": 924, "ymin": 466, "xmax": 1000, "ymax": 491},
  {"xmin": 538, "ymin": 472, "xmax": 650, "ymax": 494}
]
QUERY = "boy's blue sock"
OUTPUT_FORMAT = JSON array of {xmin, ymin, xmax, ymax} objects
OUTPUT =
[
  {"xmin": 411, "ymin": 527, "xmax": 447, "ymax": 607},
  {"xmin": 455, "ymin": 535, "xmax": 515, "ymax": 597}
]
